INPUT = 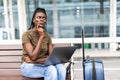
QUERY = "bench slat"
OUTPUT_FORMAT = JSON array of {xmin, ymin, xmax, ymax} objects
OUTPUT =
[
  {"xmin": 0, "ymin": 63, "xmax": 21, "ymax": 69},
  {"xmin": 0, "ymin": 51, "xmax": 22, "ymax": 56},
  {"xmin": 0, "ymin": 44, "xmax": 22, "ymax": 50},
  {"xmin": 0, "ymin": 69, "xmax": 21, "ymax": 76},
  {"xmin": 0, "ymin": 75, "xmax": 22, "ymax": 80},
  {"xmin": 0, "ymin": 69, "xmax": 44, "ymax": 80},
  {"xmin": 0, "ymin": 56, "xmax": 21, "ymax": 62}
]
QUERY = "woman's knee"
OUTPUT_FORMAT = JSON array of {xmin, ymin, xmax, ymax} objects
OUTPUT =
[
  {"xmin": 45, "ymin": 65, "xmax": 57, "ymax": 77},
  {"xmin": 55, "ymin": 64, "xmax": 66, "ymax": 80},
  {"xmin": 56, "ymin": 64, "xmax": 66, "ymax": 73}
]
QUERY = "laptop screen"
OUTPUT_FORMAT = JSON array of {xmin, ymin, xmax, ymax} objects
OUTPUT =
[{"xmin": 44, "ymin": 46, "xmax": 78, "ymax": 66}]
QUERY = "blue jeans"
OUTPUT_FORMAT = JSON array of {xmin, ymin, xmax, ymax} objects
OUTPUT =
[{"xmin": 20, "ymin": 62, "xmax": 66, "ymax": 80}]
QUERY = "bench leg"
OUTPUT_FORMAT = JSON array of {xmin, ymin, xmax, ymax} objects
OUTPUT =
[{"xmin": 66, "ymin": 72, "xmax": 71, "ymax": 80}]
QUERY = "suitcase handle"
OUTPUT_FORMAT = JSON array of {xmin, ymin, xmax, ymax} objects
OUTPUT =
[
  {"xmin": 82, "ymin": 29, "xmax": 97, "ymax": 80},
  {"xmin": 92, "ymin": 60, "xmax": 97, "ymax": 80},
  {"xmin": 82, "ymin": 29, "xmax": 86, "ymax": 80},
  {"xmin": 82, "ymin": 29, "xmax": 85, "ymax": 61}
]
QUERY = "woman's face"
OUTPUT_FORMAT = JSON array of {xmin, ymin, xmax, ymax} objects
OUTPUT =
[{"xmin": 33, "ymin": 12, "xmax": 46, "ymax": 28}]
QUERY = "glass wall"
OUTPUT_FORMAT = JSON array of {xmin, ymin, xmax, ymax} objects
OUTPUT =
[
  {"xmin": 0, "ymin": 0, "xmax": 4, "ymax": 28},
  {"xmin": 19, "ymin": 0, "xmax": 110, "ymax": 49},
  {"xmin": 12, "ymin": 0, "xmax": 19, "ymax": 39},
  {"xmin": 25, "ymin": 0, "xmax": 110, "ymax": 38},
  {"xmin": 57, "ymin": 0, "xmax": 110, "ymax": 38},
  {"xmin": 0, "ymin": 0, "xmax": 6, "ymax": 40},
  {"xmin": 0, "ymin": 0, "xmax": 118, "ymax": 50},
  {"xmin": 117, "ymin": 0, "xmax": 120, "ymax": 37},
  {"xmin": 117, "ymin": 0, "xmax": 120, "ymax": 50},
  {"xmin": 55, "ymin": 0, "xmax": 110, "ymax": 49},
  {"xmin": 0, "ymin": 0, "xmax": 19, "ymax": 40}
]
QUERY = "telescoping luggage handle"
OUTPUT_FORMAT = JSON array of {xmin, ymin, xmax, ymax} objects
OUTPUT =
[
  {"xmin": 82, "ymin": 29, "xmax": 85, "ymax": 80},
  {"xmin": 82, "ymin": 29, "xmax": 97, "ymax": 80},
  {"xmin": 82, "ymin": 29, "xmax": 85, "ymax": 61}
]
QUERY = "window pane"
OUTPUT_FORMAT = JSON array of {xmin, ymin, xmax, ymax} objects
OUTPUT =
[
  {"xmin": 117, "ymin": 1, "xmax": 120, "ymax": 36},
  {"xmin": 0, "ymin": 0, "xmax": 6, "ymax": 40},
  {"xmin": 57, "ymin": 0, "xmax": 110, "ymax": 38},
  {"xmin": 12, "ymin": 0, "xmax": 19, "ymax": 39},
  {"xmin": 0, "ymin": 0, "xmax": 4, "ymax": 28},
  {"xmin": 25, "ymin": 0, "xmax": 110, "ymax": 38}
]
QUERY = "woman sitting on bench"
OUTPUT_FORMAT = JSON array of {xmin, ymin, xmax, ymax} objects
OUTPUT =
[{"xmin": 20, "ymin": 7, "xmax": 66, "ymax": 80}]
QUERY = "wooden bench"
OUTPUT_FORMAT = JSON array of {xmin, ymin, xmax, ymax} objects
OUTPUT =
[{"xmin": 0, "ymin": 44, "xmax": 71, "ymax": 80}]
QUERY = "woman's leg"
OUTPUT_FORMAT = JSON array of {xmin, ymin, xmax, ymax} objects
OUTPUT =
[
  {"xmin": 20, "ymin": 62, "xmax": 57, "ymax": 80},
  {"xmin": 55, "ymin": 64, "xmax": 66, "ymax": 80},
  {"xmin": 44, "ymin": 65, "xmax": 57, "ymax": 80},
  {"xmin": 21, "ymin": 62, "xmax": 45, "ymax": 78}
]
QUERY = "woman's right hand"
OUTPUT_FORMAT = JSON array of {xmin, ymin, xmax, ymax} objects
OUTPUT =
[{"xmin": 37, "ymin": 24, "xmax": 44, "ymax": 37}]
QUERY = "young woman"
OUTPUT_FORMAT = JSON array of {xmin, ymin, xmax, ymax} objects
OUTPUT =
[{"xmin": 20, "ymin": 7, "xmax": 66, "ymax": 80}]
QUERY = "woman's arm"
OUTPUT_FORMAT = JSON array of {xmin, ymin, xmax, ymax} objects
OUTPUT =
[
  {"xmin": 23, "ymin": 26, "xmax": 45, "ymax": 61},
  {"xmin": 33, "ymin": 44, "xmax": 53, "ymax": 63},
  {"xmin": 48, "ymin": 44, "xmax": 53, "ymax": 55},
  {"xmin": 23, "ymin": 36, "xmax": 44, "ymax": 61},
  {"xmin": 23, "ymin": 43, "xmax": 53, "ymax": 63}
]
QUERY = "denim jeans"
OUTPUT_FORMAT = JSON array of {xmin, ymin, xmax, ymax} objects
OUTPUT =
[{"xmin": 20, "ymin": 62, "xmax": 66, "ymax": 80}]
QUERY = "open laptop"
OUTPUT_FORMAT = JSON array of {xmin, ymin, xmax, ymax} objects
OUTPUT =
[{"xmin": 44, "ymin": 46, "xmax": 78, "ymax": 66}]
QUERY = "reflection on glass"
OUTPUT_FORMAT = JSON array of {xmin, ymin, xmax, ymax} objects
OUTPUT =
[
  {"xmin": 0, "ymin": 0, "xmax": 5, "ymax": 28},
  {"xmin": 12, "ymin": 0, "xmax": 19, "ymax": 39},
  {"xmin": 117, "ymin": 0, "xmax": 120, "ymax": 36},
  {"xmin": 25, "ymin": 0, "xmax": 110, "ymax": 39},
  {"xmin": 58, "ymin": 0, "xmax": 110, "ymax": 38}
]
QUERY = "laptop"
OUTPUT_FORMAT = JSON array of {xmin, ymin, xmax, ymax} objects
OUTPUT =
[{"xmin": 44, "ymin": 46, "xmax": 78, "ymax": 66}]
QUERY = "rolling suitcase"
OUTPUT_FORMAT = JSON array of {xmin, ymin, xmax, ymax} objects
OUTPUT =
[{"xmin": 81, "ymin": 29, "xmax": 105, "ymax": 80}]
